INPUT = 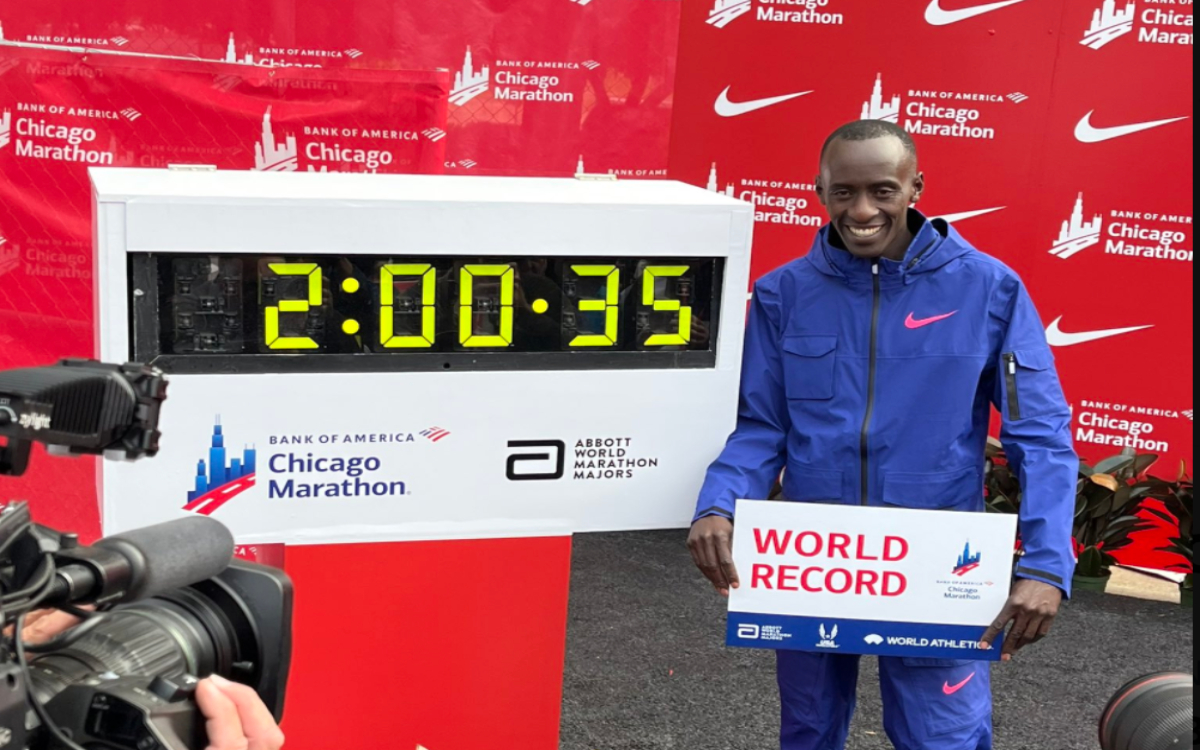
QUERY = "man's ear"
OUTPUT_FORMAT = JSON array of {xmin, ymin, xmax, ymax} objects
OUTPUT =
[
  {"xmin": 815, "ymin": 175, "xmax": 827, "ymax": 207},
  {"xmin": 911, "ymin": 171, "xmax": 926, "ymax": 205}
]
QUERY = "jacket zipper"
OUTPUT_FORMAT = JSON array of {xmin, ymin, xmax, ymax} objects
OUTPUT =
[
  {"xmin": 1004, "ymin": 353, "xmax": 1021, "ymax": 420},
  {"xmin": 860, "ymin": 261, "xmax": 881, "ymax": 506}
]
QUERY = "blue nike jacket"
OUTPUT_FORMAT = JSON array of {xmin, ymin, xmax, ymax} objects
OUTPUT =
[{"xmin": 696, "ymin": 212, "xmax": 1078, "ymax": 595}]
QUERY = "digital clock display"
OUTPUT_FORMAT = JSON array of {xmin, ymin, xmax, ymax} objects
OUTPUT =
[{"xmin": 129, "ymin": 254, "xmax": 724, "ymax": 374}]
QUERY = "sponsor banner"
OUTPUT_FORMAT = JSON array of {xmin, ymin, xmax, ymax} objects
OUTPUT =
[
  {"xmin": 0, "ymin": 0, "xmax": 679, "ymax": 177},
  {"xmin": 727, "ymin": 500, "xmax": 1016, "ymax": 661}
]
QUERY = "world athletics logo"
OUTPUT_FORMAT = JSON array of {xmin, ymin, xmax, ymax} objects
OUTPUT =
[{"xmin": 183, "ymin": 418, "xmax": 257, "ymax": 516}]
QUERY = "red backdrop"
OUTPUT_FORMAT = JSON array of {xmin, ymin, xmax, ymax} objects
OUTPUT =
[{"xmin": 668, "ymin": 0, "xmax": 1193, "ymax": 568}]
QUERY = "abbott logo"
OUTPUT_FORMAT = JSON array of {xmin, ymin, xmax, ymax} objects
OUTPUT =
[
  {"xmin": 1050, "ymin": 193, "xmax": 1103, "ymax": 259},
  {"xmin": 506, "ymin": 440, "xmax": 566, "ymax": 481},
  {"xmin": 1083, "ymin": 0, "xmax": 1136, "ymax": 49},
  {"xmin": 0, "ymin": 108, "xmax": 11, "ymax": 150},
  {"xmin": 737, "ymin": 623, "xmax": 761, "ymax": 639}
]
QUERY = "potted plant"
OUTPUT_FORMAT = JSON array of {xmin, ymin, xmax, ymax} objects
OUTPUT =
[
  {"xmin": 1140, "ymin": 473, "xmax": 1193, "ymax": 607},
  {"xmin": 1072, "ymin": 452, "xmax": 1160, "ymax": 592}
]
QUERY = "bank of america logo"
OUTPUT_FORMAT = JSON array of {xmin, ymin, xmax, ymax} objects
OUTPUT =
[
  {"xmin": 861, "ymin": 74, "xmax": 900, "ymax": 123},
  {"xmin": 1007, "ymin": 92, "xmax": 1029, "ymax": 104},
  {"xmin": 708, "ymin": 0, "xmax": 753, "ymax": 28},
  {"xmin": 420, "ymin": 426, "xmax": 452, "ymax": 443},
  {"xmin": 570, "ymin": 0, "xmax": 595, "ymax": 5},
  {"xmin": 706, "ymin": 163, "xmax": 735, "ymax": 196},
  {"xmin": 458, "ymin": 159, "xmax": 478, "ymax": 169},
  {"xmin": 422, "ymin": 127, "xmax": 446, "ymax": 142},
  {"xmin": 0, "ymin": 108, "xmax": 11, "ymax": 149},
  {"xmin": 954, "ymin": 541, "xmax": 982, "ymax": 576},
  {"xmin": 345, "ymin": 48, "xmax": 364, "ymax": 59},
  {"xmin": 120, "ymin": 108, "xmax": 142, "ymax": 122},
  {"xmin": 1083, "ymin": 0, "xmax": 1136, "ymax": 49},
  {"xmin": 582, "ymin": 59, "xmax": 601, "ymax": 70},
  {"xmin": 183, "ymin": 419, "xmax": 257, "ymax": 516},
  {"xmin": 111, "ymin": 36, "xmax": 130, "ymax": 46},
  {"xmin": 450, "ymin": 47, "xmax": 490, "ymax": 106},
  {"xmin": 254, "ymin": 107, "xmax": 298, "ymax": 172},
  {"xmin": 1050, "ymin": 194, "xmax": 1103, "ymax": 259},
  {"xmin": 1184, "ymin": 410, "xmax": 1193, "ymax": 422}
]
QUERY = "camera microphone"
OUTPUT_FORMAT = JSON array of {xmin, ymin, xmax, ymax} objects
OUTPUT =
[{"xmin": 47, "ymin": 516, "xmax": 236, "ymax": 607}]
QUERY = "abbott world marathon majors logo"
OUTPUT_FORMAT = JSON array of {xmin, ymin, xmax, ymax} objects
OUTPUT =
[
  {"xmin": 251, "ymin": 107, "xmax": 418, "ymax": 173},
  {"xmin": 1081, "ymin": 0, "xmax": 1192, "ymax": 50},
  {"xmin": 182, "ymin": 419, "xmax": 451, "ymax": 515},
  {"xmin": 1050, "ymin": 194, "xmax": 1192, "ymax": 263},
  {"xmin": 0, "ymin": 101, "xmax": 125, "ymax": 165},
  {"xmin": 859, "ymin": 74, "xmax": 1029, "ymax": 141},
  {"xmin": 449, "ymin": 46, "xmax": 592, "ymax": 107},
  {"xmin": 707, "ymin": 0, "xmax": 845, "ymax": 28},
  {"xmin": 506, "ymin": 437, "xmax": 660, "ymax": 482}
]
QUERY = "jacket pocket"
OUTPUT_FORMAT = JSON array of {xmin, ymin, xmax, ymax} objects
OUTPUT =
[
  {"xmin": 882, "ymin": 466, "xmax": 981, "ymax": 510},
  {"xmin": 782, "ymin": 335, "xmax": 837, "ymax": 401},
  {"xmin": 1003, "ymin": 348, "xmax": 1062, "ymax": 421},
  {"xmin": 783, "ymin": 463, "xmax": 844, "ymax": 502},
  {"xmin": 899, "ymin": 658, "xmax": 988, "ymax": 738}
]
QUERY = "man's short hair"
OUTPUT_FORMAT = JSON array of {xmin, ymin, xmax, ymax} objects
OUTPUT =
[{"xmin": 820, "ymin": 120, "xmax": 918, "ymax": 164}]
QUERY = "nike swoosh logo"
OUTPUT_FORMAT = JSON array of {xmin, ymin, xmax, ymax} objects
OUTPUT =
[
  {"xmin": 925, "ymin": 0, "xmax": 1026, "ymax": 25},
  {"xmin": 1074, "ymin": 111, "xmax": 1190, "ymax": 143},
  {"xmin": 943, "ymin": 672, "xmax": 977, "ymax": 695},
  {"xmin": 714, "ymin": 86, "xmax": 813, "ymax": 117},
  {"xmin": 906, "ymin": 311, "xmax": 959, "ymax": 329},
  {"xmin": 1045, "ymin": 316, "xmax": 1154, "ymax": 347},
  {"xmin": 933, "ymin": 206, "xmax": 1006, "ymax": 224}
]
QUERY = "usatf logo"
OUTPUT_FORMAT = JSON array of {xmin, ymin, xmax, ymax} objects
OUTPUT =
[
  {"xmin": 451, "ymin": 47, "xmax": 490, "ymax": 106},
  {"xmin": 859, "ymin": 73, "xmax": 1026, "ymax": 140},
  {"xmin": 817, "ymin": 624, "xmax": 840, "ymax": 649},
  {"xmin": 1082, "ymin": 0, "xmax": 1193, "ymax": 50},
  {"xmin": 707, "ymin": 0, "xmax": 844, "ymax": 28},
  {"xmin": 0, "ymin": 108, "xmax": 10, "ymax": 149},
  {"xmin": 953, "ymin": 541, "xmax": 982, "ymax": 577},
  {"xmin": 254, "ymin": 107, "xmax": 298, "ymax": 171},
  {"xmin": 183, "ymin": 420, "xmax": 257, "ymax": 516},
  {"xmin": 420, "ymin": 426, "xmax": 452, "ymax": 443},
  {"xmin": 1050, "ymin": 193, "xmax": 1192, "ymax": 263}
]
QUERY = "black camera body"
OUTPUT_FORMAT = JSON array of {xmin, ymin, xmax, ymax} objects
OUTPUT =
[{"xmin": 1, "ymin": 359, "xmax": 293, "ymax": 750}]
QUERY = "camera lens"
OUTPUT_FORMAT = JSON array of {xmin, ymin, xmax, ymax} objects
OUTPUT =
[{"xmin": 1099, "ymin": 672, "xmax": 1193, "ymax": 750}]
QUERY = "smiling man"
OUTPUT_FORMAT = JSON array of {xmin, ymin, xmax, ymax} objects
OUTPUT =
[{"xmin": 687, "ymin": 120, "xmax": 1078, "ymax": 750}]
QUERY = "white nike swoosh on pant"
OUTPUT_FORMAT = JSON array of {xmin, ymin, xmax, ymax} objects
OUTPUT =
[
  {"xmin": 925, "ymin": 0, "xmax": 1026, "ymax": 26},
  {"xmin": 933, "ymin": 206, "xmax": 1006, "ymax": 223},
  {"xmin": 714, "ymin": 86, "xmax": 813, "ymax": 117},
  {"xmin": 1045, "ymin": 316, "xmax": 1154, "ymax": 347},
  {"xmin": 1074, "ymin": 111, "xmax": 1190, "ymax": 143}
]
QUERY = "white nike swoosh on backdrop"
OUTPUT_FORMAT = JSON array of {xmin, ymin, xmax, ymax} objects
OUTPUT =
[
  {"xmin": 714, "ymin": 86, "xmax": 813, "ymax": 117},
  {"xmin": 925, "ymin": 0, "xmax": 1026, "ymax": 25},
  {"xmin": 933, "ymin": 207, "xmax": 1007, "ymax": 223},
  {"xmin": 1074, "ymin": 111, "xmax": 1190, "ymax": 143},
  {"xmin": 1045, "ymin": 316, "xmax": 1154, "ymax": 347}
]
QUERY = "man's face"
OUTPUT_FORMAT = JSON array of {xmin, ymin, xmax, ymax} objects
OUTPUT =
[{"xmin": 816, "ymin": 137, "xmax": 925, "ymax": 260}]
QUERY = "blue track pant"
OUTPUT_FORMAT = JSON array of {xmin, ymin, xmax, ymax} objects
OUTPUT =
[{"xmin": 777, "ymin": 651, "xmax": 993, "ymax": 750}]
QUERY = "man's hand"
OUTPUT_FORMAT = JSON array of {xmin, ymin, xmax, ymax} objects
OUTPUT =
[
  {"xmin": 687, "ymin": 516, "xmax": 739, "ymax": 596},
  {"xmin": 979, "ymin": 579, "xmax": 1063, "ymax": 661},
  {"xmin": 198, "ymin": 675, "xmax": 286, "ymax": 750}
]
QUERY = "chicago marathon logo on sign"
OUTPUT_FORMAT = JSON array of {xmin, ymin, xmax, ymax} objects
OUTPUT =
[
  {"xmin": 1072, "ymin": 399, "xmax": 1183, "ymax": 454},
  {"xmin": 706, "ymin": 0, "xmax": 845, "ymax": 28},
  {"xmin": 224, "ymin": 32, "xmax": 366, "ymax": 67},
  {"xmin": 0, "ymin": 101, "xmax": 126, "ymax": 165},
  {"xmin": 1081, "ymin": 0, "xmax": 1193, "ymax": 50},
  {"xmin": 859, "ymin": 73, "xmax": 1029, "ymax": 141},
  {"xmin": 1050, "ymin": 194, "xmax": 1192, "ymax": 263},
  {"xmin": 0, "ymin": 230, "xmax": 89, "ymax": 281},
  {"xmin": 707, "ymin": 163, "xmax": 826, "ymax": 229},
  {"xmin": 252, "ymin": 107, "xmax": 419, "ymax": 173},
  {"xmin": 183, "ymin": 420, "xmax": 258, "ymax": 516},
  {"xmin": 0, "ymin": 233, "xmax": 18, "ymax": 279},
  {"xmin": 953, "ymin": 541, "xmax": 981, "ymax": 577},
  {"xmin": 449, "ymin": 46, "xmax": 593, "ymax": 107}
]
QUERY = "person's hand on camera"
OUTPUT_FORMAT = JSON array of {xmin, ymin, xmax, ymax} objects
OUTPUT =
[
  {"xmin": 198, "ymin": 675, "xmax": 286, "ymax": 750},
  {"xmin": 687, "ymin": 515, "xmax": 739, "ymax": 596},
  {"xmin": 18, "ymin": 609, "xmax": 284, "ymax": 750},
  {"xmin": 979, "ymin": 578, "xmax": 1063, "ymax": 661}
]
